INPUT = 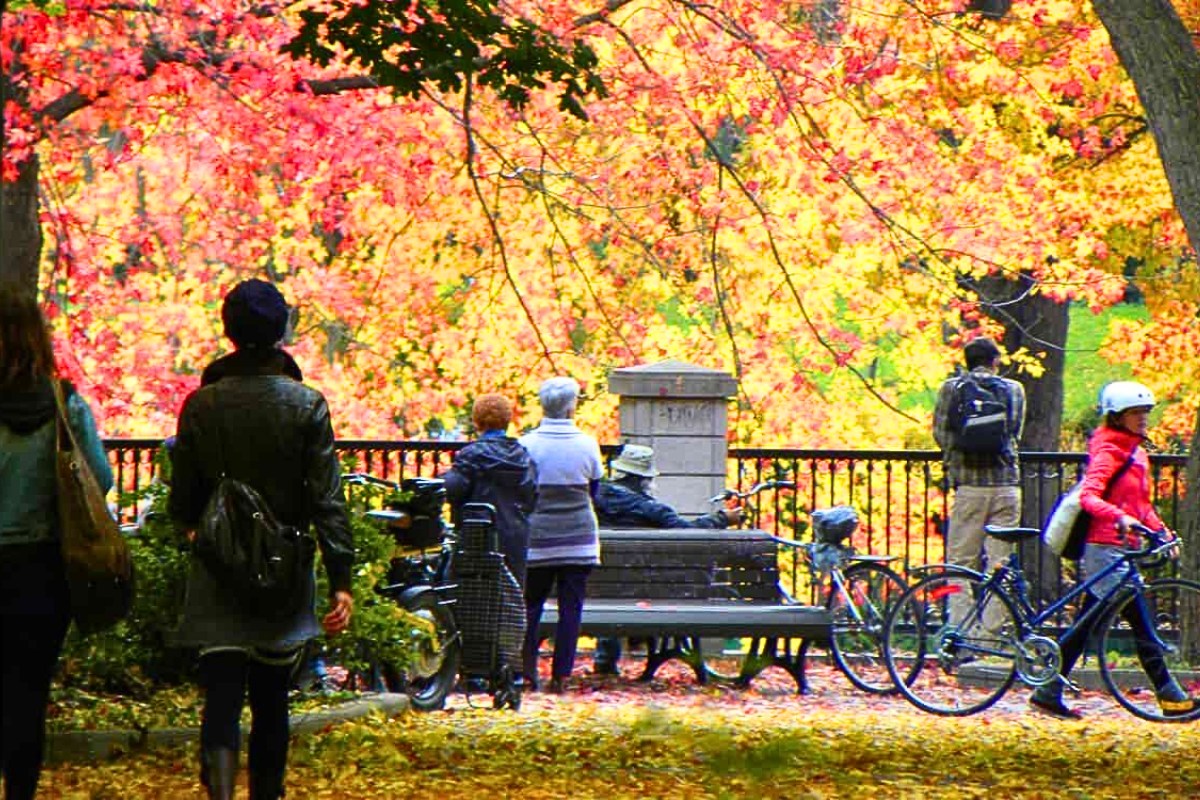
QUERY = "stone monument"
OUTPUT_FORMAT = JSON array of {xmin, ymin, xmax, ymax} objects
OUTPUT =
[{"xmin": 607, "ymin": 360, "xmax": 737, "ymax": 517}]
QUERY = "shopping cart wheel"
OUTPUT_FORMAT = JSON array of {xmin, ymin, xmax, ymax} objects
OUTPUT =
[{"xmin": 492, "ymin": 667, "xmax": 521, "ymax": 710}]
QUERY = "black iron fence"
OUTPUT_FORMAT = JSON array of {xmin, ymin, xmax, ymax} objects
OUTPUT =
[{"xmin": 105, "ymin": 439, "xmax": 1189, "ymax": 610}]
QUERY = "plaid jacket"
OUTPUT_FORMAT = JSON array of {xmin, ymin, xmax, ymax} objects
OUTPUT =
[{"xmin": 933, "ymin": 367, "xmax": 1025, "ymax": 488}]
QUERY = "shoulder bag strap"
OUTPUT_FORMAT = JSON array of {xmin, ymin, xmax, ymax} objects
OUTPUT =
[
  {"xmin": 50, "ymin": 379, "xmax": 79, "ymax": 456},
  {"xmin": 207, "ymin": 390, "xmax": 228, "ymax": 480},
  {"xmin": 1099, "ymin": 447, "xmax": 1138, "ymax": 500}
]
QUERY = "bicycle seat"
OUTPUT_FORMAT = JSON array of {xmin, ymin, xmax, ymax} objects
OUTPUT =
[
  {"xmin": 983, "ymin": 524, "xmax": 1041, "ymax": 543},
  {"xmin": 845, "ymin": 553, "xmax": 900, "ymax": 564}
]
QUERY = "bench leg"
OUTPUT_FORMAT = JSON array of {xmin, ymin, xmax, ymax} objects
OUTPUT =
[
  {"xmin": 636, "ymin": 637, "xmax": 704, "ymax": 684},
  {"xmin": 768, "ymin": 637, "xmax": 810, "ymax": 695},
  {"xmin": 682, "ymin": 638, "xmax": 769, "ymax": 688},
  {"xmin": 739, "ymin": 637, "xmax": 811, "ymax": 694}
]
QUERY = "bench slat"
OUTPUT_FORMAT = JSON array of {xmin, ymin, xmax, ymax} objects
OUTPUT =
[{"xmin": 538, "ymin": 601, "xmax": 831, "ymax": 639}]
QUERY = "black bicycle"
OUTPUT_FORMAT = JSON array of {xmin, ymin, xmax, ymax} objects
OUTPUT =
[
  {"xmin": 882, "ymin": 522, "xmax": 1200, "ymax": 721},
  {"xmin": 342, "ymin": 473, "xmax": 463, "ymax": 710},
  {"xmin": 345, "ymin": 473, "xmax": 524, "ymax": 711}
]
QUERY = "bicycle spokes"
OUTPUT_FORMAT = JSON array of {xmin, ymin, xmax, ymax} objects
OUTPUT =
[
  {"xmin": 884, "ymin": 571, "xmax": 1019, "ymax": 716},
  {"xmin": 827, "ymin": 562, "xmax": 910, "ymax": 695}
]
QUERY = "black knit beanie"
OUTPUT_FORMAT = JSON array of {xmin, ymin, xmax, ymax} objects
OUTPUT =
[{"xmin": 222, "ymin": 279, "xmax": 289, "ymax": 348}]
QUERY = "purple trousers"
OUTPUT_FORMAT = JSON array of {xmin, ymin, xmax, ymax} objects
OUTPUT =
[{"xmin": 523, "ymin": 565, "xmax": 592, "ymax": 681}]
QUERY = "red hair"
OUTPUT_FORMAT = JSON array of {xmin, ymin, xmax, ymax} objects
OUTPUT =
[{"xmin": 472, "ymin": 394, "xmax": 513, "ymax": 432}]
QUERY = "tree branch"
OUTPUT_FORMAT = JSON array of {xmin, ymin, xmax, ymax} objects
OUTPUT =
[{"xmin": 458, "ymin": 80, "xmax": 560, "ymax": 374}]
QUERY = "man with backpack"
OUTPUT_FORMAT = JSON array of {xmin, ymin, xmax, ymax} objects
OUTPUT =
[{"xmin": 933, "ymin": 337, "xmax": 1026, "ymax": 628}]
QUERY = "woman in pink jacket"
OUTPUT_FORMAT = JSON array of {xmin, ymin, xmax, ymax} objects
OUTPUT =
[{"xmin": 1030, "ymin": 381, "xmax": 1194, "ymax": 719}]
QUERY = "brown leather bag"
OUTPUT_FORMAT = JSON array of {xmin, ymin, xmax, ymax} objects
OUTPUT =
[{"xmin": 53, "ymin": 380, "xmax": 134, "ymax": 634}]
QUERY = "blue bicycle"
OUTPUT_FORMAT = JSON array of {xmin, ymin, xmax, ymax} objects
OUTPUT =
[{"xmin": 882, "ymin": 523, "xmax": 1200, "ymax": 721}]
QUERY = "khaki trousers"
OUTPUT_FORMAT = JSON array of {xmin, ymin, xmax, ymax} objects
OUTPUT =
[{"xmin": 946, "ymin": 484, "xmax": 1020, "ymax": 630}]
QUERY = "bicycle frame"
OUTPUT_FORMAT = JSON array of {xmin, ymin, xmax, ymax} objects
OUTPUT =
[
  {"xmin": 941, "ymin": 534, "xmax": 1169, "ymax": 665},
  {"xmin": 774, "ymin": 536, "xmax": 890, "ymax": 612}
]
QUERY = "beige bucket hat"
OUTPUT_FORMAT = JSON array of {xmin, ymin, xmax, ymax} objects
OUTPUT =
[{"xmin": 611, "ymin": 444, "xmax": 659, "ymax": 477}]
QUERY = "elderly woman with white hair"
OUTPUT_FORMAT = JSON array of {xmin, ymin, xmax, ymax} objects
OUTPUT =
[{"xmin": 518, "ymin": 377, "xmax": 604, "ymax": 693}]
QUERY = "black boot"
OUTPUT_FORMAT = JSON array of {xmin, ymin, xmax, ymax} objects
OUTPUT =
[
  {"xmin": 248, "ymin": 768, "xmax": 285, "ymax": 800},
  {"xmin": 201, "ymin": 748, "xmax": 238, "ymax": 800},
  {"xmin": 1029, "ymin": 684, "xmax": 1082, "ymax": 720}
]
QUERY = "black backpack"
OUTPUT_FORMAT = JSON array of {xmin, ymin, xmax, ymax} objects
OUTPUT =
[
  {"xmin": 195, "ymin": 477, "xmax": 316, "ymax": 620},
  {"xmin": 949, "ymin": 373, "xmax": 1012, "ymax": 457},
  {"xmin": 193, "ymin": 419, "xmax": 316, "ymax": 621}
]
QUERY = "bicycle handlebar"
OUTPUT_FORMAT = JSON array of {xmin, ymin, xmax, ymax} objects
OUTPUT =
[
  {"xmin": 1126, "ymin": 522, "xmax": 1181, "ymax": 564},
  {"xmin": 707, "ymin": 479, "xmax": 796, "ymax": 505}
]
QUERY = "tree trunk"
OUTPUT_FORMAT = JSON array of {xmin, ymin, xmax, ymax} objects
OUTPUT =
[
  {"xmin": 1092, "ymin": 1, "xmax": 1200, "ymax": 254},
  {"xmin": 0, "ymin": 154, "xmax": 42, "ymax": 298},
  {"xmin": 1090, "ymin": 0, "xmax": 1200, "ymax": 627},
  {"xmin": 973, "ymin": 271, "xmax": 1070, "ymax": 605},
  {"xmin": 969, "ymin": 272, "xmax": 1068, "ymax": 453},
  {"xmin": 0, "ymin": 30, "xmax": 41, "ymax": 299}
]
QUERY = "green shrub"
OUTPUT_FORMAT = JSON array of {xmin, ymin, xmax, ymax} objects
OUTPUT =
[{"xmin": 312, "ymin": 479, "xmax": 434, "ymax": 682}]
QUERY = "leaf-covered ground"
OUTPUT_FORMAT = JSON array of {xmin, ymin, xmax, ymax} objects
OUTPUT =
[{"xmin": 40, "ymin": 660, "xmax": 1197, "ymax": 799}]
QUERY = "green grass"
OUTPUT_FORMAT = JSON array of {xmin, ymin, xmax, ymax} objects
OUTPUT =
[{"xmin": 1062, "ymin": 301, "xmax": 1150, "ymax": 439}]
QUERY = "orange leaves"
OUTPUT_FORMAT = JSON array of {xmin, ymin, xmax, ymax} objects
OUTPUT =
[{"xmin": 7, "ymin": 0, "xmax": 1190, "ymax": 451}]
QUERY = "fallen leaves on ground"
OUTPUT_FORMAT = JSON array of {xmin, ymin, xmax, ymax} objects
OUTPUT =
[{"xmin": 40, "ymin": 661, "xmax": 1196, "ymax": 799}]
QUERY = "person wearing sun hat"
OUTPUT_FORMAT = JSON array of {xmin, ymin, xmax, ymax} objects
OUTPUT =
[
  {"xmin": 595, "ymin": 444, "xmax": 740, "ymax": 529},
  {"xmin": 590, "ymin": 443, "xmax": 742, "ymax": 675}
]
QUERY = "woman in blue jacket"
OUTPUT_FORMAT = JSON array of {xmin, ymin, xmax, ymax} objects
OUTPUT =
[
  {"xmin": 0, "ymin": 284, "xmax": 114, "ymax": 800},
  {"xmin": 443, "ymin": 394, "xmax": 538, "ymax": 589}
]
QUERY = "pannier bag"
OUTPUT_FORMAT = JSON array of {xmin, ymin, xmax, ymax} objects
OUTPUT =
[
  {"xmin": 391, "ymin": 477, "xmax": 447, "ymax": 550},
  {"xmin": 812, "ymin": 505, "xmax": 859, "ymax": 545}
]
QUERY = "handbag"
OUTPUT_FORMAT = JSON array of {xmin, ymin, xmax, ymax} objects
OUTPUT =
[
  {"xmin": 1043, "ymin": 449, "xmax": 1136, "ymax": 560},
  {"xmin": 193, "ymin": 426, "xmax": 315, "ymax": 621},
  {"xmin": 52, "ymin": 380, "xmax": 135, "ymax": 635}
]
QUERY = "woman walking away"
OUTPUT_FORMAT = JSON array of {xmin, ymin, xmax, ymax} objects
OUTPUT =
[
  {"xmin": 518, "ymin": 377, "xmax": 604, "ymax": 694},
  {"xmin": 169, "ymin": 279, "xmax": 354, "ymax": 799},
  {"xmin": 0, "ymin": 283, "xmax": 114, "ymax": 800},
  {"xmin": 443, "ymin": 394, "xmax": 538, "ymax": 591},
  {"xmin": 1029, "ymin": 381, "xmax": 1196, "ymax": 720}
]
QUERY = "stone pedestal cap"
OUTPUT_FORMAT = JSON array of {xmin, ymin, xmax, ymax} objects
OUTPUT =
[{"xmin": 608, "ymin": 360, "xmax": 738, "ymax": 399}]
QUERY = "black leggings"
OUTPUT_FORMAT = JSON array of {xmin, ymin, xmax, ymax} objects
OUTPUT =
[
  {"xmin": 1058, "ymin": 591, "xmax": 1174, "ymax": 690},
  {"xmin": 1, "ymin": 545, "xmax": 71, "ymax": 800},
  {"xmin": 199, "ymin": 649, "xmax": 296, "ymax": 783}
]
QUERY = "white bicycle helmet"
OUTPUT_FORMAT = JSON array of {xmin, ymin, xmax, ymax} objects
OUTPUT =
[{"xmin": 1099, "ymin": 381, "xmax": 1155, "ymax": 416}]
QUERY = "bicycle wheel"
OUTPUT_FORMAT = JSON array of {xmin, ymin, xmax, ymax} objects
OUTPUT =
[
  {"xmin": 1097, "ymin": 577, "xmax": 1200, "ymax": 722},
  {"xmin": 826, "ymin": 562, "xmax": 910, "ymax": 694},
  {"xmin": 391, "ymin": 589, "xmax": 460, "ymax": 712},
  {"xmin": 883, "ymin": 570, "xmax": 1020, "ymax": 716}
]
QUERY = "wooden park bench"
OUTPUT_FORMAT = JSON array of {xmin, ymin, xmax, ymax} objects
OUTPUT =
[{"xmin": 537, "ymin": 528, "xmax": 832, "ymax": 692}]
